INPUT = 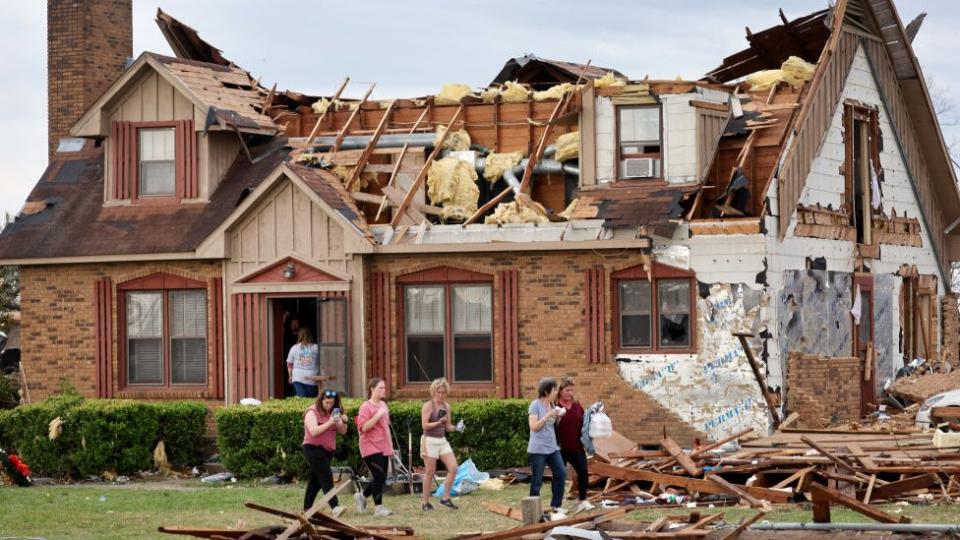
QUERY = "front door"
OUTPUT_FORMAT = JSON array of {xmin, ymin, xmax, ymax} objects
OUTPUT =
[
  {"xmin": 270, "ymin": 295, "xmax": 349, "ymax": 398},
  {"xmin": 854, "ymin": 276, "xmax": 875, "ymax": 416}
]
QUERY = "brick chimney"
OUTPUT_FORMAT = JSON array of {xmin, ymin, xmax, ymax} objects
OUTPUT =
[{"xmin": 47, "ymin": 0, "xmax": 132, "ymax": 160}]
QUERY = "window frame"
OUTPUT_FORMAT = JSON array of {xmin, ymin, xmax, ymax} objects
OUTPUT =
[
  {"xmin": 130, "ymin": 120, "xmax": 182, "ymax": 204},
  {"xmin": 615, "ymin": 104, "xmax": 664, "ymax": 181},
  {"xmin": 611, "ymin": 262, "xmax": 697, "ymax": 354},
  {"xmin": 118, "ymin": 273, "xmax": 211, "ymax": 391},
  {"xmin": 397, "ymin": 267, "xmax": 494, "ymax": 389},
  {"xmin": 843, "ymin": 101, "xmax": 880, "ymax": 246},
  {"xmin": 137, "ymin": 127, "xmax": 177, "ymax": 199}
]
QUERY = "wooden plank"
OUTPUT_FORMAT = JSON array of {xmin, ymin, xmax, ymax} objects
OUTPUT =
[
  {"xmin": 382, "ymin": 185, "xmax": 427, "ymax": 224},
  {"xmin": 870, "ymin": 473, "xmax": 939, "ymax": 501},
  {"xmin": 801, "ymin": 436, "xmax": 858, "ymax": 475},
  {"xmin": 301, "ymin": 77, "xmax": 350, "ymax": 151},
  {"xmin": 483, "ymin": 501, "xmax": 523, "ymax": 522},
  {"xmin": 274, "ymin": 479, "xmax": 351, "ymax": 540},
  {"xmin": 376, "ymin": 107, "xmax": 430, "ymax": 221},
  {"xmin": 706, "ymin": 475, "xmax": 768, "ymax": 509},
  {"xmin": 689, "ymin": 429, "xmax": 754, "ymax": 459},
  {"xmin": 332, "ymin": 83, "xmax": 376, "ymax": 153},
  {"xmin": 472, "ymin": 507, "xmax": 622, "ymax": 540},
  {"xmin": 846, "ymin": 443, "xmax": 879, "ymax": 472},
  {"xmin": 391, "ymin": 105, "xmax": 464, "ymax": 226},
  {"xmin": 661, "ymin": 437, "xmax": 701, "ymax": 476},
  {"xmin": 734, "ymin": 333, "xmax": 781, "ymax": 426},
  {"xmin": 811, "ymin": 485, "xmax": 832, "ymax": 523},
  {"xmin": 863, "ymin": 473, "xmax": 877, "ymax": 504},
  {"xmin": 345, "ymin": 100, "xmax": 396, "ymax": 191},
  {"xmin": 588, "ymin": 460, "xmax": 791, "ymax": 503},
  {"xmin": 809, "ymin": 483, "xmax": 910, "ymax": 524},
  {"xmin": 772, "ymin": 465, "xmax": 815, "ymax": 489},
  {"xmin": 718, "ymin": 511, "xmax": 767, "ymax": 540},
  {"xmin": 778, "ymin": 412, "xmax": 801, "ymax": 430}
]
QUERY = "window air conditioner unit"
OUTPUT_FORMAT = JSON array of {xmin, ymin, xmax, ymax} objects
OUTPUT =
[{"xmin": 622, "ymin": 157, "xmax": 659, "ymax": 179}]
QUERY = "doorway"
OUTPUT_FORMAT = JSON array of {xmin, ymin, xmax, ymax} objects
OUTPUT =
[
  {"xmin": 853, "ymin": 276, "xmax": 875, "ymax": 417},
  {"xmin": 270, "ymin": 295, "xmax": 349, "ymax": 398}
]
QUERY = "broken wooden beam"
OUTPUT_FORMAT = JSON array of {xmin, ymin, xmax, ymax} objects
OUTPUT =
[
  {"xmin": 661, "ymin": 436, "xmax": 701, "ymax": 476},
  {"xmin": 734, "ymin": 332, "xmax": 781, "ymax": 426},
  {"xmin": 301, "ymin": 77, "xmax": 350, "ymax": 152},
  {"xmin": 706, "ymin": 474, "xmax": 769, "ymax": 509},
  {"xmin": 808, "ymin": 483, "xmax": 910, "ymax": 524},
  {"xmin": 345, "ymin": 99, "xmax": 396, "ymax": 191}
]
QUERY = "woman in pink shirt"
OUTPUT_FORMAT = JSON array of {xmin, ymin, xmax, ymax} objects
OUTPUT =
[
  {"xmin": 302, "ymin": 389, "xmax": 349, "ymax": 516},
  {"xmin": 354, "ymin": 377, "xmax": 394, "ymax": 517}
]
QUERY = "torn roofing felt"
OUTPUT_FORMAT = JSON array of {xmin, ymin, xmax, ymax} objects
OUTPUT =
[
  {"xmin": 155, "ymin": 8, "xmax": 232, "ymax": 67},
  {"xmin": 571, "ymin": 183, "xmax": 698, "ymax": 237}
]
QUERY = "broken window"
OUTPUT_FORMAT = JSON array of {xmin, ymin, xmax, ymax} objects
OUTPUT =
[
  {"xmin": 613, "ymin": 263, "xmax": 695, "ymax": 353},
  {"xmin": 138, "ymin": 127, "xmax": 176, "ymax": 197},
  {"xmin": 617, "ymin": 105, "xmax": 662, "ymax": 179},
  {"xmin": 126, "ymin": 289, "xmax": 208, "ymax": 385},
  {"xmin": 844, "ymin": 103, "xmax": 880, "ymax": 245},
  {"xmin": 404, "ymin": 283, "xmax": 492, "ymax": 383}
]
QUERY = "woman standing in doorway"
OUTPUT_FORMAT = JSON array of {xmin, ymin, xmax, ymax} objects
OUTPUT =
[
  {"xmin": 527, "ymin": 377, "xmax": 567, "ymax": 518},
  {"xmin": 420, "ymin": 378, "xmax": 459, "ymax": 511},
  {"xmin": 355, "ymin": 378, "xmax": 394, "ymax": 517},
  {"xmin": 556, "ymin": 378, "xmax": 594, "ymax": 513},
  {"xmin": 302, "ymin": 389, "xmax": 349, "ymax": 517},
  {"xmin": 287, "ymin": 327, "xmax": 320, "ymax": 398}
]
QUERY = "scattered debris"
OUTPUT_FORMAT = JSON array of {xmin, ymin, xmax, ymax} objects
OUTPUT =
[{"xmin": 48, "ymin": 416, "xmax": 63, "ymax": 441}]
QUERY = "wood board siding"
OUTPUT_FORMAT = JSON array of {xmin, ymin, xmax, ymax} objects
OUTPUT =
[
  {"xmin": 696, "ymin": 110, "xmax": 730, "ymax": 180},
  {"xmin": 778, "ymin": 31, "xmax": 860, "ymax": 239}
]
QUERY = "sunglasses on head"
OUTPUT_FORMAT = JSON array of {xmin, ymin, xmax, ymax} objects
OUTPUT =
[{"xmin": 322, "ymin": 390, "xmax": 338, "ymax": 398}]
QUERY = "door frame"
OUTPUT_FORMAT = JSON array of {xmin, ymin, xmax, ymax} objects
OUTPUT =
[{"xmin": 853, "ymin": 274, "xmax": 875, "ymax": 416}]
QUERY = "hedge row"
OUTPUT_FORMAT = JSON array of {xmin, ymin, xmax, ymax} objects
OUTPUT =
[
  {"xmin": 0, "ymin": 396, "xmax": 207, "ymax": 477},
  {"xmin": 216, "ymin": 398, "xmax": 530, "ymax": 478}
]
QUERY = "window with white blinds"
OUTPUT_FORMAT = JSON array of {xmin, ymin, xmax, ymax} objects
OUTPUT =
[
  {"xmin": 138, "ymin": 128, "xmax": 176, "ymax": 197},
  {"xmin": 127, "ymin": 292, "xmax": 163, "ymax": 384},
  {"xmin": 170, "ymin": 291, "xmax": 207, "ymax": 384}
]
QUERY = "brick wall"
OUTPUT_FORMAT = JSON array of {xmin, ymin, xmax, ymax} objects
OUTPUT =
[
  {"xmin": 367, "ymin": 251, "xmax": 706, "ymax": 446},
  {"xmin": 942, "ymin": 294, "xmax": 959, "ymax": 369},
  {"xmin": 47, "ymin": 0, "xmax": 132, "ymax": 159},
  {"xmin": 786, "ymin": 353, "xmax": 862, "ymax": 428},
  {"xmin": 20, "ymin": 261, "xmax": 221, "ymax": 406}
]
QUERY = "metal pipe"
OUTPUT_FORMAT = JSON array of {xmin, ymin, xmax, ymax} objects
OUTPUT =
[
  {"xmin": 751, "ymin": 522, "xmax": 960, "ymax": 533},
  {"xmin": 500, "ymin": 159, "xmax": 576, "ymax": 194},
  {"xmin": 310, "ymin": 133, "xmax": 436, "ymax": 151}
]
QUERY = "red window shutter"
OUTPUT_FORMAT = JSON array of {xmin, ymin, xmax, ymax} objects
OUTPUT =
[
  {"xmin": 496, "ymin": 269, "xmax": 520, "ymax": 398},
  {"xmin": 584, "ymin": 267, "xmax": 606, "ymax": 364},
  {"xmin": 370, "ymin": 272, "xmax": 391, "ymax": 390},
  {"xmin": 111, "ymin": 121, "xmax": 135, "ymax": 200},
  {"xmin": 94, "ymin": 277, "xmax": 114, "ymax": 398},
  {"xmin": 176, "ymin": 120, "xmax": 198, "ymax": 199},
  {"xmin": 211, "ymin": 278, "xmax": 224, "ymax": 399},
  {"xmin": 231, "ymin": 293, "xmax": 267, "ymax": 402}
]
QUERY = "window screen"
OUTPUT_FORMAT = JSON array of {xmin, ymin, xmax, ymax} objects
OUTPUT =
[
  {"xmin": 127, "ymin": 292, "xmax": 163, "ymax": 384},
  {"xmin": 658, "ymin": 280, "xmax": 691, "ymax": 347},
  {"xmin": 452, "ymin": 285, "xmax": 492, "ymax": 382},
  {"xmin": 405, "ymin": 286, "xmax": 445, "ymax": 382},
  {"xmin": 619, "ymin": 281, "xmax": 651, "ymax": 347},
  {"xmin": 618, "ymin": 106, "xmax": 661, "ymax": 153},
  {"xmin": 139, "ymin": 128, "xmax": 176, "ymax": 196},
  {"xmin": 169, "ymin": 291, "xmax": 207, "ymax": 384}
]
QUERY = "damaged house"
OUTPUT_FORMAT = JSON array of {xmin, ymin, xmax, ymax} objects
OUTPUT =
[{"xmin": 2, "ymin": 0, "xmax": 959, "ymax": 445}]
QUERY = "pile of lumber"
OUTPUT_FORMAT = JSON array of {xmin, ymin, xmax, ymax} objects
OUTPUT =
[{"xmin": 159, "ymin": 481, "xmax": 420, "ymax": 540}]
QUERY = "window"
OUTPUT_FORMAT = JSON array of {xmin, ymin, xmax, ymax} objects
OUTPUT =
[
  {"xmin": 138, "ymin": 128, "xmax": 176, "ymax": 197},
  {"xmin": 843, "ymin": 103, "xmax": 880, "ymax": 245},
  {"xmin": 617, "ymin": 105, "xmax": 662, "ymax": 179},
  {"xmin": 126, "ymin": 289, "xmax": 207, "ymax": 385},
  {"xmin": 613, "ymin": 263, "xmax": 695, "ymax": 353},
  {"xmin": 404, "ymin": 283, "xmax": 492, "ymax": 383}
]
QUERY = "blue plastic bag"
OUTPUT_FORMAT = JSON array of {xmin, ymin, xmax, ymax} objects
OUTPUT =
[{"xmin": 432, "ymin": 458, "xmax": 489, "ymax": 497}]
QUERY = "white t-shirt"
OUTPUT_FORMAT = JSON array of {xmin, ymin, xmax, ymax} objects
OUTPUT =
[{"xmin": 286, "ymin": 343, "xmax": 319, "ymax": 385}]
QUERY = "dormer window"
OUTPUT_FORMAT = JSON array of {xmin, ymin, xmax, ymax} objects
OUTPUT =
[
  {"xmin": 138, "ymin": 127, "xmax": 176, "ymax": 197},
  {"xmin": 618, "ymin": 105, "xmax": 662, "ymax": 179}
]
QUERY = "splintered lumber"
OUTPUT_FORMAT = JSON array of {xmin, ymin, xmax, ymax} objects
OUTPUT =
[
  {"xmin": 778, "ymin": 412, "xmax": 801, "ymax": 430},
  {"xmin": 345, "ymin": 100, "xmax": 396, "ymax": 191},
  {"xmin": 810, "ymin": 485, "xmax": 832, "ymax": 523},
  {"xmin": 390, "ymin": 104, "xmax": 464, "ymax": 226},
  {"xmin": 733, "ymin": 333, "xmax": 781, "ymax": 426},
  {"xmin": 376, "ymin": 107, "xmax": 429, "ymax": 221},
  {"xmin": 800, "ymin": 436, "xmax": 857, "ymax": 475},
  {"xmin": 718, "ymin": 511, "xmax": 768, "ymax": 540},
  {"xmin": 275, "ymin": 479, "xmax": 351, "ymax": 540},
  {"xmin": 332, "ymin": 83, "xmax": 376, "ymax": 153},
  {"xmin": 473, "ymin": 507, "xmax": 622, "ymax": 540},
  {"xmin": 302, "ymin": 77, "xmax": 350, "ymax": 151},
  {"xmin": 588, "ymin": 460, "xmax": 791, "ymax": 503},
  {"xmin": 661, "ymin": 436, "xmax": 700, "ymax": 476},
  {"xmin": 483, "ymin": 501, "xmax": 522, "ymax": 522},
  {"xmin": 158, "ymin": 527, "xmax": 246, "ymax": 539},
  {"xmin": 869, "ymin": 473, "xmax": 939, "ymax": 501},
  {"xmin": 706, "ymin": 474, "xmax": 768, "ymax": 509},
  {"xmin": 845, "ymin": 443, "xmax": 878, "ymax": 473},
  {"xmin": 689, "ymin": 428, "xmax": 754, "ymax": 459},
  {"xmin": 808, "ymin": 483, "xmax": 910, "ymax": 524}
]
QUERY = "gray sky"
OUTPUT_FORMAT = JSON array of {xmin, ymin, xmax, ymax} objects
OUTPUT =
[{"xmin": 1, "ymin": 1, "xmax": 957, "ymax": 219}]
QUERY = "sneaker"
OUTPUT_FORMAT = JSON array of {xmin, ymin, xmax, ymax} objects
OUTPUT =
[
  {"xmin": 549, "ymin": 509, "xmax": 567, "ymax": 522},
  {"xmin": 374, "ymin": 505, "xmax": 392, "ymax": 517},
  {"xmin": 354, "ymin": 492, "xmax": 367, "ymax": 514},
  {"xmin": 421, "ymin": 501, "xmax": 434, "ymax": 511},
  {"xmin": 331, "ymin": 506, "xmax": 346, "ymax": 518},
  {"xmin": 575, "ymin": 500, "xmax": 595, "ymax": 513},
  {"xmin": 439, "ymin": 498, "xmax": 459, "ymax": 510}
]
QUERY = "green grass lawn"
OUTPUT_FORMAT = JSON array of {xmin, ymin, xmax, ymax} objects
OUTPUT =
[{"xmin": 2, "ymin": 482, "xmax": 959, "ymax": 540}]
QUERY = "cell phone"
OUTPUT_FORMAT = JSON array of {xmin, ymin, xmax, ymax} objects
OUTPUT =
[
  {"xmin": 332, "ymin": 408, "xmax": 341, "ymax": 417},
  {"xmin": 436, "ymin": 409, "xmax": 447, "ymax": 419}
]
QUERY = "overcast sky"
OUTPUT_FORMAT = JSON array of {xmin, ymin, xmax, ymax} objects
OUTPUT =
[{"xmin": 0, "ymin": 1, "xmax": 957, "ymax": 220}]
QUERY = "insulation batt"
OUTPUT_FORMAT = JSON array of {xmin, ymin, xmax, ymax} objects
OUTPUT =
[
  {"xmin": 484, "ymin": 200, "xmax": 549, "ymax": 225},
  {"xmin": 331, "ymin": 164, "xmax": 377, "ymax": 192},
  {"xmin": 483, "ymin": 151, "xmax": 524, "ymax": 182},
  {"xmin": 747, "ymin": 56, "xmax": 816, "ymax": 91},
  {"xmin": 594, "ymin": 72, "xmax": 626, "ymax": 88},
  {"xmin": 533, "ymin": 83, "xmax": 574, "ymax": 101},
  {"xmin": 435, "ymin": 83, "xmax": 474, "ymax": 105},
  {"xmin": 427, "ymin": 157, "xmax": 479, "ymax": 220},
  {"xmin": 435, "ymin": 125, "xmax": 472, "ymax": 152},
  {"xmin": 558, "ymin": 198, "xmax": 579, "ymax": 221},
  {"xmin": 554, "ymin": 131, "xmax": 580, "ymax": 162},
  {"xmin": 480, "ymin": 87, "xmax": 500, "ymax": 103},
  {"xmin": 484, "ymin": 81, "xmax": 532, "ymax": 103}
]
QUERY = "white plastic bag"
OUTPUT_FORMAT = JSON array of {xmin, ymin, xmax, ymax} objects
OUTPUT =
[{"xmin": 589, "ymin": 411, "xmax": 613, "ymax": 439}]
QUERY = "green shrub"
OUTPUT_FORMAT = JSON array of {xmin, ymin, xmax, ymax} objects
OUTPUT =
[
  {"xmin": 216, "ymin": 398, "xmax": 529, "ymax": 479},
  {"xmin": 0, "ymin": 396, "xmax": 207, "ymax": 477}
]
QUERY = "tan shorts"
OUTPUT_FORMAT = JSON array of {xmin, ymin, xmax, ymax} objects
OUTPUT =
[{"xmin": 420, "ymin": 435, "xmax": 453, "ymax": 459}]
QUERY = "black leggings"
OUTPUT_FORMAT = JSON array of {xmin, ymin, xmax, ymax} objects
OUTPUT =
[
  {"xmin": 561, "ymin": 449, "xmax": 589, "ymax": 501},
  {"xmin": 362, "ymin": 453, "xmax": 389, "ymax": 505},
  {"xmin": 303, "ymin": 444, "xmax": 338, "ymax": 511}
]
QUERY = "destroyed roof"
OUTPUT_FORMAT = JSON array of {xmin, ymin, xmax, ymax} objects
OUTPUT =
[
  {"xmin": 285, "ymin": 163, "xmax": 368, "ymax": 233},
  {"xmin": 491, "ymin": 54, "xmax": 626, "ymax": 89},
  {"xmin": 0, "ymin": 140, "xmax": 286, "ymax": 260},
  {"xmin": 155, "ymin": 8, "xmax": 233, "ymax": 67},
  {"xmin": 571, "ymin": 183, "xmax": 698, "ymax": 237}
]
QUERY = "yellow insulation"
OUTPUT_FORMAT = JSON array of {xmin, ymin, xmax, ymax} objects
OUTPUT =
[
  {"xmin": 533, "ymin": 83, "xmax": 574, "ymax": 101},
  {"xmin": 435, "ymin": 83, "xmax": 474, "ymax": 105},
  {"xmin": 480, "ymin": 87, "xmax": 500, "ymax": 103},
  {"xmin": 331, "ymin": 164, "xmax": 377, "ymax": 192},
  {"xmin": 427, "ymin": 157, "xmax": 479, "ymax": 220},
  {"xmin": 558, "ymin": 198, "xmax": 579, "ymax": 221},
  {"xmin": 501, "ymin": 81, "xmax": 530, "ymax": 103},
  {"xmin": 485, "ymin": 201, "xmax": 549, "ymax": 225},
  {"xmin": 49, "ymin": 416, "xmax": 63, "ymax": 441},
  {"xmin": 154, "ymin": 441, "xmax": 171, "ymax": 472},
  {"xmin": 594, "ymin": 72, "xmax": 626, "ymax": 88},
  {"xmin": 311, "ymin": 98, "xmax": 340, "ymax": 114},
  {"xmin": 436, "ymin": 125, "xmax": 472, "ymax": 152},
  {"xmin": 483, "ymin": 151, "xmax": 523, "ymax": 183},
  {"xmin": 747, "ymin": 56, "xmax": 815, "ymax": 91},
  {"xmin": 554, "ymin": 131, "xmax": 580, "ymax": 162}
]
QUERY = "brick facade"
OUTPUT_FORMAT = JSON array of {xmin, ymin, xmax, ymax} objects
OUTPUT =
[
  {"xmin": 20, "ymin": 261, "xmax": 222, "ymax": 407},
  {"xmin": 786, "ymin": 353, "xmax": 862, "ymax": 428},
  {"xmin": 942, "ymin": 294, "xmax": 959, "ymax": 369},
  {"xmin": 367, "ymin": 251, "xmax": 706, "ymax": 446},
  {"xmin": 47, "ymin": 0, "xmax": 132, "ymax": 159}
]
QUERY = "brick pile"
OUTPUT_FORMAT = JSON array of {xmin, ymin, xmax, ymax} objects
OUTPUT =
[{"xmin": 786, "ymin": 352, "xmax": 862, "ymax": 428}]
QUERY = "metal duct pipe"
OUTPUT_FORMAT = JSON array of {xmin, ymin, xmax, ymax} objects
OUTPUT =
[
  {"xmin": 750, "ymin": 523, "xmax": 960, "ymax": 533},
  {"xmin": 310, "ymin": 133, "xmax": 437, "ymax": 152},
  {"xmin": 500, "ymin": 159, "xmax": 579, "ymax": 194}
]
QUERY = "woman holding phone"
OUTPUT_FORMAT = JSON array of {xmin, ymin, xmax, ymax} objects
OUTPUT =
[
  {"xmin": 420, "ymin": 378, "xmax": 459, "ymax": 511},
  {"xmin": 302, "ymin": 389, "xmax": 349, "ymax": 516}
]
